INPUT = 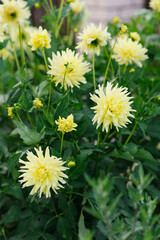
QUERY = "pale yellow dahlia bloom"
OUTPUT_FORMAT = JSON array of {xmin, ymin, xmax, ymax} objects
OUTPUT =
[
  {"xmin": 90, "ymin": 83, "xmax": 135, "ymax": 132},
  {"xmin": 130, "ymin": 32, "xmax": 140, "ymax": 42},
  {"xmin": 0, "ymin": 24, "xmax": 6, "ymax": 42},
  {"xmin": 19, "ymin": 147, "xmax": 68, "ymax": 198},
  {"xmin": 10, "ymin": 24, "xmax": 36, "ymax": 50},
  {"xmin": 76, "ymin": 23, "xmax": 111, "ymax": 55},
  {"xmin": 28, "ymin": 26, "xmax": 51, "ymax": 51},
  {"xmin": 150, "ymin": 0, "xmax": 160, "ymax": 12},
  {"xmin": 55, "ymin": 114, "xmax": 77, "ymax": 134},
  {"xmin": 70, "ymin": 0, "xmax": 84, "ymax": 14},
  {"xmin": 33, "ymin": 98, "xmax": 43, "ymax": 108},
  {"xmin": 48, "ymin": 48, "xmax": 90, "ymax": 90},
  {"xmin": 112, "ymin": 36, "xmax": 148, "ymax": 67},
  {"xmin": 0, "ymin": 0, "xmax": 30, "ymax": 25}
]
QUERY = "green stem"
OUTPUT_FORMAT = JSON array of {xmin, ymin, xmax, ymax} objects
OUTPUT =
[
  {"xmin": 47, "ymin": 82, "xmax": 52, "ymax": 116},
  {"xmin": 42, "ymin": 47, "xmax": 48, "ymax": 71},
  {"xmin": 124, "ymin": 121, "xmax": 138, "ymax": 146},
  {"xmin": 104, "ymin": 47, "xmax": 115, "ymax": 78},
  {"xmin": 92, "ymin": 52, "xmax": 96, "ymax": 91},
  {"xmin": 1, "ymin": 228, "xmax": 7, "ymax": 240},
  {"xmin": 55, "ymin": 0, "xmax": 64, "ymax": 38},
  {"xmin": 97, "ymin": 127, "xmax": 102, "ymax": 147},
  {"xmin": 60, "ymin": 132, "xmax": 64, "ymax": 156},
  {"xmin": 48, "ymin": 0, "xmax": 54, "ymax": 12},
  {"xmin": 43, "ymin": 212, "xmax": 64, "ymax": 234},
  {"xmin": 100, "ymin": 129, "xmax": 110, "ymax": 146},
  {"xmin": 16, "ymin": 111, "xmax": 23, "ymax": 124},
  {"xmin": 18, "ymin": 24, "xmax": 25, "ymax": 67},
  {"xmin": 123, "ymin": 65, "xmax": 127, "ymax": 74},
  {"xmin": 27, "ymin": 112, "xmax": 34, "ymax": 128},
  {"xmin": 107, "ymin": 158, "xmax": 117, "ymax": 174},
  {"xmin": 103, "ymin": 32, "xmax": 119, "ymax": 87},
  {"xmin": 0, "ymin": 77, "xmax": 6, "ymax": 105},
  {"xmin": 63, "ymin": 71, "xmax": 66, "ymax": 91}
]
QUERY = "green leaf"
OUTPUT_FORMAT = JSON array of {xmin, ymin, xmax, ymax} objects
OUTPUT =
[
  {"xmin": 54, "ymin": 91, "xmax": 70, "ymax": 119},
  {"xmin": 14, "ymin": 121, "xmax": 45, "ymax": 145},
  {"xmin": 8, "ymin": 152, "xmax": 22, "ymax": 175},
  {"xmin": 32, "ymin": 80, "xmax": 49, "ymax": 98},
  {"xmin": 78, "ymin": 211, "xmax": 93, "ymax": 240},
  {"xmin": 134, "ymin": 149, "xmax": 156, "ymax": 162},
  {"xmin": 4, "ymin": 205, "xmax": 21, "ymax": 224},
  {"xmin": 108, "ymin": 149, "xmax": 135, "ymax": 162},
  {"xmin": 57, "ymin": 217, "xmax": 72, "ymax": 240}
]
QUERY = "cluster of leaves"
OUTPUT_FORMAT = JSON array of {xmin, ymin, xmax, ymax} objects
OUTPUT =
[{"xmin": 0, "ymin": 2, "xmax": 160, "ymax": 240}]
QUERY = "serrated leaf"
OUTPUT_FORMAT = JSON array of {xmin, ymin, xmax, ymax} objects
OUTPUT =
[
  {"xmin": 8, "ymin": 152, "xmax": 22, "ymax": 175},
  {"xmin": 134, "ymin": 149, "xmax": 156, "ymax": 162},
  {"xmin": 78, "ymin": 212, "xmax": 93, "ymax": 240}
]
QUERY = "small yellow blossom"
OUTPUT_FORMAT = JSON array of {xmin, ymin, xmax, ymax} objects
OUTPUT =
[
  {"xmin": 90, "ymin": 83, "xmax": 135, "ymax": 132},
  {"xmin": 48, "ymin": 48, "xmax": 90, "ymax": 90},
  {"xmin": 150, "ymin": 0, "xmax": 160, "ymax": 12},
  {"xmin": 68, "ymin": 161, "xmax": 76, "ymax": 168},
  {"xmin": 34, "ymin": 2, "xmax": 41, "ymax": 8},
  {"xmin": 112, "ymin": 36, "xmax": 148, "ymax": 67},
  {"xmin": 130, "ymin": 32, "xmax": 140, "ymax": 42},
  {"xmin": 28, "ymin": 26, "xmax": 51, "ymax": 51},
  {"xmin": 112, "ymin": 16, "xmax": 121, "ymax": 25},
  {"xmin": 33, "ymin": 98, "xmax": 43, "ymax": 108},
  {"xmin": 0, "ymin": 0, "xmax": 30, "ymax": 25},
  {"xmin": 55, "ymin": 114, "xmax": 77, "ymax": 134},
  {"xmin": 70, "ymin": 0, "xmax": 84, "ymax": 14},
  {"xmin": 120, "ymin": 24, "xmax": 128, "ymax": 34},
  {"xmin": 129, "ymin": 68, "xmax": 135, "ymax": 73},
  {"xmin": 19, "ymin": 147, "xmax": 68, "ymax": 198},
  {"xmin": 76, "ymin": 23, "xmax": 111, "ymax": 55},
  {"xmin": 157, "ymin": 95, "xmax": 160, "ymax": 101},
  {"xmin": 8, "ymin": 107, "xmax": 14, "ymax": 118}
]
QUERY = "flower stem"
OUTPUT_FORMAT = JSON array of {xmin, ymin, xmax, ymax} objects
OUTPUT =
[
  {"xmin": 27, "ymin": 112, "xmax": 34, "ymax": 128},
  {"xmin": 124, "ymin": 121, "xmax": 138, "ymax": 146},
  {"xmin": 92, "ymin": 52, "xmax": 96, "ymax": 91},
  {"xmin": 16, "ymin": 111, "xmax": 23, "ymax": 124},
  {"xmin": 47, "ymin": 82, "xmax": 52, "ymax": 116},
  {"xmin": 103, "ymin": 32, "xmax": 119, "ymax": 87},
  {"xmin": 60, "ymin": 132, "xmax": 64, "ymax": 156},
  {"xmin": 42, "ymin": 47, "xmax": 48, "ymax": 71},
  {"xmin": 55, "ymin": 0, "xmax": 64, "ymax": 38},
  {"xmin": 18, "ymin": 24, "xmax": 25, "ymax": 67},
  {"xmin": 97, "ymin": 127, "xmax": 102, "ymax": 147}
]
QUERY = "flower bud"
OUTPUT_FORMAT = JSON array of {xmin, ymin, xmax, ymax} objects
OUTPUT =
[
  {"xmin": 112, "ymin": 16, "xmax": 121, "ymax": 25},
  {"xmin": 120, "ymin": 24, "xmax": 127, "ymax": 34},
  {"xmin": 33, "ymin": 98, "xmax": 43, "ymax": 108},
  {"xmin": 34, "ymin": 2, "xmax": 41, "ymax": 8},
  {"xmin": 68, "ymin": 161, "xmax": 76, "ymax": 168},
  {"xmin": 129, "ymin": 68, "xmax": 135, "ymax": 73}
]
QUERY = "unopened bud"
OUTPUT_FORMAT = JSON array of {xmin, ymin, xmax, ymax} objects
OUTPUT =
[
  {"xmin": 120, "ymin": 24, "xmax": 127, "ymax": 34},
  {"xmin": 68, "ymin": 161, "xmax": 76, "ymax": 168}
]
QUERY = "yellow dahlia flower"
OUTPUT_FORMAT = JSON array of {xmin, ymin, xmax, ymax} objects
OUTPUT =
[
  {"xmin": 48, "ymin": 48, "xmax": 90, "ymax": 90},
  {"xmin": 8, "ymin": 106, "xmax": 14, "ymax": 118},
  {"xmin": 70, "ymin": 0, "xmax": 84, "ymax": 14},
  {"xmin": 130, "ymin": 32, "xmax": 140, "ymax": 42},
  {"xmin": 0, "ymin": 0, "xmax": 30, "ymax": 25},
  {"xmin": 55, "ymin": 114, "xmax": 77, "ymax": 134},
  {"xmin": 90, "ymin": 83, "xmax": 135, "ymax": 132},
  {"xmin": 28, "ymin": 26, "xmax": 51, "ymax": 51},
  {"xmin": 33, "ymin": 98, "xmax": 43, "ymax": 108},
  {"xmin": 19, "ymin": 147, "xmax": 68, "ymax": 198},
  {"xmin": 112, "ymin": 36, "xmax": 148, "ymax": 67},
  {"xmin": 76, "ymin": 23, "xmax": 111, "ymax": 55},
  {"xmin": 150, "ymin": 0, "xmax": 160, "ymax": 12}
]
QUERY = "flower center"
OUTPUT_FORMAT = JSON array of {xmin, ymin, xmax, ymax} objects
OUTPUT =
[
  {"xmin": 35, "ymin": 166, "xmax": 48, "ymax": 181},
  {"xmin": 91, "ymin": 38, "xmax": 99, "ymax": 46},
  {"xmin": 64, "ymin": 62, "xmax": 74, "ymax": 73},
  {"xmin": 5, "ymin": 6, "xmax": 18, "ymax": 21}
]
